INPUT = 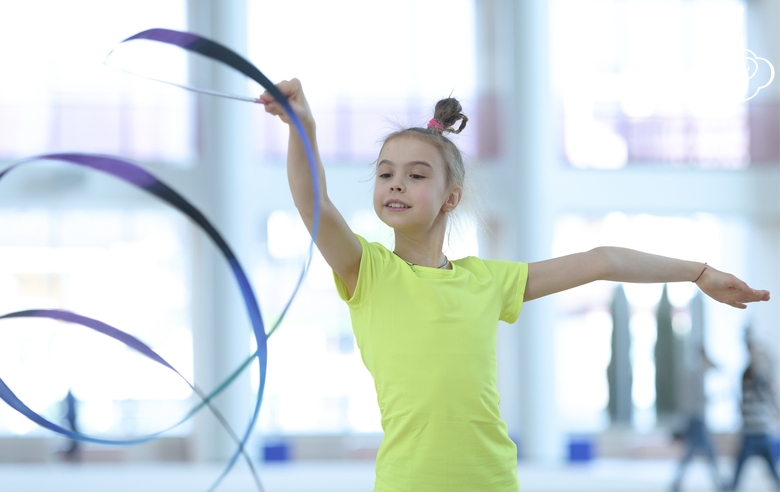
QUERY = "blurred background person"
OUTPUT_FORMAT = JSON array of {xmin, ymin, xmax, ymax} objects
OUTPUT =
[
  {"xmin": 670, "ymin": 344, "xmax": 725, "ymax": 491},
  {"xmin": 729, "ymin": 335, "xmax": 780, "ymax": 491},
  {"xmin": 58, "ymin": 389, "xmax": 82, "ymax": 463}
]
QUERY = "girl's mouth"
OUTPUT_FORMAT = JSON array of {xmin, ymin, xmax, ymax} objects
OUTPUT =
[{"xmin": 386, "ymin": 202, "xmax": 410, "ymax": 211}]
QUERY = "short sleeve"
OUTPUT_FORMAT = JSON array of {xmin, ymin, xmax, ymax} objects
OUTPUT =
[
  {"xmin": 332, "ymin": 234, "xmax": 389, "ymax": 307},
  {"xmin": 482, "ymin": 260, "xmax": 528, "ymax": 324}
]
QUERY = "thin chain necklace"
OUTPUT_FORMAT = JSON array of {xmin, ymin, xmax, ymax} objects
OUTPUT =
[{"xmin": 393, "ymin": 251, "xmax": 449, "ymax": 269}]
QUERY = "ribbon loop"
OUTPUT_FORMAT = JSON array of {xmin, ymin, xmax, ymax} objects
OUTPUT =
[{"xmin": 2, "ymin": 27, "xmax": 321, "ymax": 492}]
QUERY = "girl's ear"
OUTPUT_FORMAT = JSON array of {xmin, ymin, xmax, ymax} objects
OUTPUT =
[{"xmin": 443, "ymin": 186, "xmax": 462, "ymax": 212}]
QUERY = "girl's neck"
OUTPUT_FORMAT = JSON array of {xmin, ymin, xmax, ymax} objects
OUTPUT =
[{"xmin": 392, "ymin": 229, "xmax": 449, "ymax": 269}]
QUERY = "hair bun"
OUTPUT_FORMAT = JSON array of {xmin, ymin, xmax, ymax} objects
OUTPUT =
[{"xmin": 432, "ymin": 98, "xmax": 468, "ymax": 134}]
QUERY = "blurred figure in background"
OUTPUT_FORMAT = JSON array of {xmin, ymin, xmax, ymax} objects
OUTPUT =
[
  {"xmin": 729, "ymin": 336, "xmax": 780, "ymax": 491},
  {"xmin": 58, "ymin": 389, "xmax": 81, "ymax": 463},
  {"xmin": 671, "ymin": 346, "xmax": 725, "ymax": 492}
]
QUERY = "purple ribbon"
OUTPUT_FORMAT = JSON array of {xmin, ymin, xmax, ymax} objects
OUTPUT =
[
  {"xmin": 2, "ymin": 27, "xmax": 321, "ymax": 492},
  {"xmin": 110, "ymin": 30, "xmax": 321, "ymax": 491},
  {"xmin": 0, "ymin": 154, "xmax": 265, "ymax": 489}
]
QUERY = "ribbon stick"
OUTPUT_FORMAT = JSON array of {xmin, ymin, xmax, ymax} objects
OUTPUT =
[
  {"xmin": 110, "ymin": 28, "xmax": 322, "ymax": 328},
  {"xmin": 106, "ymin": 28, "xmax": 265, "ymax": 104}
]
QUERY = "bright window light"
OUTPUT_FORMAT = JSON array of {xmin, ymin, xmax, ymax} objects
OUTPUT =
[
  {"xmin": 0, "ymin": 209, "xmax": 194, "ymax": 437},
  {"xmin": 553, "ymin": 213, "xmax": 749, "ymax": 432},
  {"xmin": 0, "ymin": 0, "xmax": 192, "ymax": 164},
  {"xmin": 550, "ymin": 0, "xmax": 750, "ymax": 168},
  {"xmin": 247, "ymin": 0, "xmax": 477, "ymax": 164}
]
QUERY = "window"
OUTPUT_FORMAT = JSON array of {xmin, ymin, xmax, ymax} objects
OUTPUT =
[
  {"xmin": 0, "ymin": 0, "xmax": 192, "ymax": 165},
  {"xmin": 247, "ymin": 0, "xmax": 478, "ymax": 165},
  {"xmin": 553, "ymin": 213, "xmax": 749, "ymax": 432},
  {"xmin": 0, "ymin": 209, "xmax": 194, "ymax": 436},
  {"xmin": 550, "ymin": 0, "xmax": 755, "ymax": 168}
]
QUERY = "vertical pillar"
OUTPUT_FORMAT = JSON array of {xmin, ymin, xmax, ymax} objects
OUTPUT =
[
  {"xmin": 609, "ymin": 285, "xmax": 633, "ymax": 424},
  {"xmin": 745, "ymin": 0, "xmax": 780, "ymax": 400},
  {"xmin": 655, "ymin": 285, "xmax": 677, "ymax": 419},
  {"xmin": 746, "ymin": 0, "xmax": 780, "ymax": 163},
  {"xmin": 511, "ymin": 0, "xmax": 560, "ymax": 462},
  {"xmin": 476, "ymin": 0, "xmax": 561, "ymax": 461},
  {"xmin": 748, "ymin": 219, "xmax": 780, "ymax": 378},
  {"xmin": 187, "ymin": 0, "xmax": 255, "ymax": 462}
]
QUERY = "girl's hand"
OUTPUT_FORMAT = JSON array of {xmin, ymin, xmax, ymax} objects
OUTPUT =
[
  {"xmin": 696, "ymin": 266, "xmax": 770, "ymax": 309},
  {"xmin": 259, "ymin": 78, "xmax": 314, "ymax": 128}
]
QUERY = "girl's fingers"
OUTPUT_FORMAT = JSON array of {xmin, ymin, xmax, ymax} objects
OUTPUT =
[
  {"xmin": 259, "ymin": 80, "xmax": 296, "ymax": 105},
  {"xmin": 270, "ymin": 79, "xmax": 301, "ymax": 102},
  {"xmin": 258, "ymin": 89, "xmax": 277, "ymax": 104},
  {"xmin": 264, "ymin": 102, "xmax": 286, "ymax": 117},
  {"xmin": 730, "ymin": 287, "xmax": 769, "ymax": 306},
  {"xmin": 259, "ymin": 78, "xmax": 312, "ymax": 126},
  {"xmin": 702, "ymin": 270, "xmax": 772, "ymax": 307}
]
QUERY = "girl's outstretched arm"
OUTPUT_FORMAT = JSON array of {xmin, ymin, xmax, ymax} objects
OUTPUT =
[
  {"xmin": 260, "ymin": 79, "xmax": 361, "ymax": 295},
  {"xmin": 524, "ymin": 247, "xmax": 770, "ymax": 308}
]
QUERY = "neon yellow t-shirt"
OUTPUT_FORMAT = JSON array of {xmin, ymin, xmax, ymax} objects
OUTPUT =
[{"xmin": 334, "ymin": 235, "xmax": 529, "ymax": 492}]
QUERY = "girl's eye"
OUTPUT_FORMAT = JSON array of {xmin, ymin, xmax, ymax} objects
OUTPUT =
[
  {"xmin": 379, "ymin": 173, "xmax": 392, "ymax": 179},
  {"xmin": 410, "ymin": 174, "xmax": 425, "ymax": 179}
]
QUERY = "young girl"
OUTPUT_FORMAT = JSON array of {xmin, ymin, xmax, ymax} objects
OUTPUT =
[{"xmin": 260, "ymin": 79, "xmax": 770, "ymax": 492}]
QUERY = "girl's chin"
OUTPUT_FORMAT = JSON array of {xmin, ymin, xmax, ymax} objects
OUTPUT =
[{"xmin": 379, "ymin": 217, "xmax": 409, "ymax": 230}]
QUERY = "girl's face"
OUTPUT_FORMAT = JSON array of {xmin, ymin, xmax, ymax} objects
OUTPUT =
[{"xmin": 373, "ymin": 136, "xmax": 460, "ymax": 233}]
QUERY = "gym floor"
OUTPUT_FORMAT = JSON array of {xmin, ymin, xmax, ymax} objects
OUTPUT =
[{"xmin": 0, "ymin": 458, "xmax": 777, "ymax": 492}]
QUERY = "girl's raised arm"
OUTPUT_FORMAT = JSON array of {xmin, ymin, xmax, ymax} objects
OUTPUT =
[
  {"xmin": 524, "ymin": 247, "xmax": 770, "ymax": 308},
  {"xmin": 260, "ymin": 79, "xmax": 361, "ymax": 296}
]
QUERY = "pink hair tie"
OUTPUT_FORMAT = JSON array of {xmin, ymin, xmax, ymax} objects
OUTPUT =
[{"xmin": 427, "ymin": 118, "xmax": 444, "ymax": 131}]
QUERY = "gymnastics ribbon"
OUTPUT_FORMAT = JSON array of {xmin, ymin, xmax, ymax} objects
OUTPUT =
[
  {"xmin": 109, "ymin": 28, "xmax": 321, "ymax": 489},
  {"xmin": 0, "ymin": 309, "xmax": 247, "ymax": 449},
  {"xmin": 2, "ymin": 27, "xmax": 321, "ymax": 492},
  {"xmin": 0, "ymin": 153, "xmax": 268, "ymax": 490},
  {"xmin": 110, "ymin": 28, "xmax": 321, "ymax": 340},
  {"xmin": 106, "ymin": 30, "xmax": 259, "ymax": 103}
]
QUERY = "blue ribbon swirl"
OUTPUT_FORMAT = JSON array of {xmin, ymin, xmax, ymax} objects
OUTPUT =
[{"xmin": 0, "ymin": 28, "xmax": 321, "ymax": 492}]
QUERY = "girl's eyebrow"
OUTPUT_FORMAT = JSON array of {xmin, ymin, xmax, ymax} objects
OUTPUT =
[{"xmin": 377, "ymin": 159, "xmax": 433, "ymax": 169}]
